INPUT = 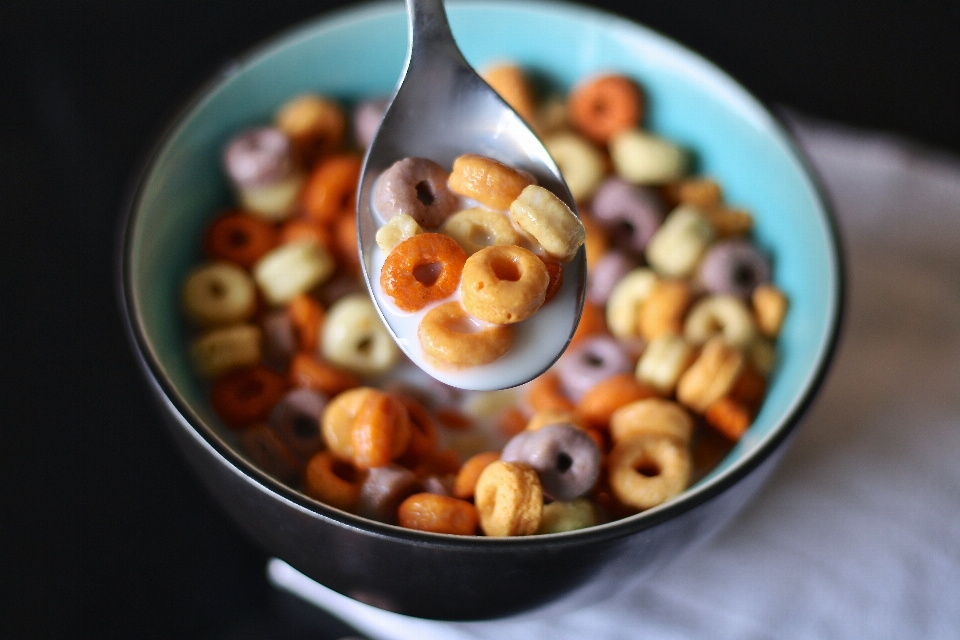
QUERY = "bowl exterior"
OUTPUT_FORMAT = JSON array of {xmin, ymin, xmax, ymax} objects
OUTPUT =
[{"xmin": 119, "ymin": 0, "xmax": 842, "ymax": 620}]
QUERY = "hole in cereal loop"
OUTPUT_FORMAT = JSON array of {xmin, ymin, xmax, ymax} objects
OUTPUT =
[
  {"xmin": 413, "ymin": 262, "xmax": 443, "ymax": 287},
  {"xmin": 491, "ymin": 256, "xmax": 521, "ymax": 282},
  {"xmin": 415, "ymin": 181, "xmax": 435, "ymax": 206},
  {"xmin": 635, "ymin": 460, "xmax": 661, "ymax": 477},
  {"xmin": 556, "ymin": 451, "xmax": 573, "ymax": 473}
]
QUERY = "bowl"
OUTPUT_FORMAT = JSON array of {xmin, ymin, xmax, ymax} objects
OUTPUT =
[{"xmin": 118, "ymin": 0, "xmax": 842, "ymax": 621}]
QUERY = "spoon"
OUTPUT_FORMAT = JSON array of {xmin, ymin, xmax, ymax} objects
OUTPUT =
[{"xmin": 356, "ymin": 0, "xmax": 586, "ymax": 391}]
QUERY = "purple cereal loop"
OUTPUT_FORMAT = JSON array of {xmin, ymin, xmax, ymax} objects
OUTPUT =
[
  {"xmin": 587, "ymin": 250, "xmax": 638, "ymax": 305},
  {"xmin": 353, "ymin": 98, "xmax": 388, "ymax": 149},
  {"xmin": 555, "ymin": 335, "xmax": 632, "ymax": 401},
  {"xmin": 501, "ymin": 424, "xmax": 601, "ymax": 501},
  {"xmin": 357, "ymin": 464, "xmax": 422, "ymax": 524},
  {"xmin": 591, "ymin": 177, "xmax": 665, "ymax": 254},
  {"xmin": 373, "ymin": 157, "xmax": 460, "ymax": 229},
  {"xmin": 262, "ymin": 310, "xmax": 296, "ymax": 372},
  {"xmin": 699, "ymin": 239, "xmax": 772, "ymax": 298},
  {"xmin": 223, "ymin": 127, "xmax": 293, "ymax": 189},
  {"xmin": 267, "ymin": 388, "xmax": 326, "ymax": 460}
]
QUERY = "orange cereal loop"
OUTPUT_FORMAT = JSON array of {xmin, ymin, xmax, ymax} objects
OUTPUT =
[
  {"xmin": 729, "ymin": 365, "xmax": 767, "ymax": 412},
  {"xmin": 395, "ymin": 395, "xmax": 438, "ymax": 457},
  {"xmin": 474, "ymin": 461, "xmax": 543, "ymax": 537},
  {"xmin": 570, "ymin": 301, "xmax": 607, "ymax": 347},
  {"xmin": 447, "ymin": 154, "xmax": 536, "ymax": 210},
  {"xmin": 539, "ymin": 257, "xmax": 563, "ymax": 303},
  {"xmin": 460, "ymin": 245, "xmax": 549, "ymax": 324},
  {"xmin": 289, "ymin": 353, "xmax": 359, "ymax": 397},
  {"xmin": 481, "ymin": 63, "xmax": 537, "ymax": 124},
  {"xmin": 525, "ymin": 371, "xmax": 575, "ymax": 413},
  {"xmin": 568, "ymin": 74, "xmax": 643, "ymax": 144},
  {"xmin": 397, "ymin": 493, "xmax": 479, "ymax": 536},
  {"xmin": 203, "ymin": 210, "xmax": 278, "ymax": 268},
  {"xmin": 704, "ymin": 397, "xmax": 753, "ymax": 441},
  {"xmin": 302, "ymin": 154, "xmax": 363, "ymax": 223},
  {"xmin": 333, "ymin": 213, "xmax": 361, "ymax": 274},
  {"xmin": 288, "ymin": 294, "xmax": 325, "ymax": 353},
  {"xmin": 237, "ymin": 424, "xmax": 303, "ymax": 484},
  {"xmin": 498, "ymin": 406, "xmax": 529, "ymax": 438},
  {"xmin": 576, "ymin": 373, "xmax": 658, "ymax": 430},
  {"xmin": 381, "ymin": 233, "xmax": 467, "ymax": 312},
  {"xmin": 279, "ymin": 218, "xmax": 333, "ymax": 250},
  {"xmin": 351, "ymin": 391, "xmax": 412, "ymax": 469},
  {"xmin": 304, "ymin": 451, "xmax": 366, "ymax": 512},
  {"xmin": 580, "ymin": 213, "xmax": 609, "ymax": 270},
  {"xmin": 435, "ymin": 407, "xmax": 473, "ymax": 431},
  {"xmin": 275, "ymin": 94, "xmax": 347, "ymax": 166},
  {"xmin": 453, "ymin": 451, "xmax": 501, "ymax": 500},
  {"xmin": 210, "ymin": 365, "xmax": 289, "ymax": 429},
  {"xmin": 322, "ymin": 387, "xmax": 377, "ymax": 460},
  {"xmin": 418, "ymin": 301, "xmax": 514, "ymax": 368},
  {"xmin": 409, "ymin": 448, "xmax": 462, "ymax": 479},
  {"xmin": 639, "ymin": 280, "xmax": 692, "ymax": 340}
]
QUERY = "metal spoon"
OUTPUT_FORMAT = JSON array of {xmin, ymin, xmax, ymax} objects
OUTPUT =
[{"xmin": 356, "ymin": 0, "xmax": 586, "ymax": 391}]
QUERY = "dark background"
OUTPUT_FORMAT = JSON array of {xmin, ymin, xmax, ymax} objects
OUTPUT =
[{"xmin": 2, "ymin": 1, "xmax": 957, "ymax": 638}]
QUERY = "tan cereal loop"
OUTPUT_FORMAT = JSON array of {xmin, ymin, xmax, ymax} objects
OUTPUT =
[
  {"xmin": 608, "ymin": 435, "xmax": 691, "ymax": 510},
  {"xmin": 460, "ymin": 245, "xmax": 549, "ymax": 324},
  {"xmin": 275, "ymin": 94, "xmax": 346, "ymax": 165},
  {"xmin": 440, "ymin": 207, "xmax": 523, "ymax": 256},
  {"xmin": 448, "ymin": 154, "xmax": 536, "ymax": 211},
  {"xmin": 418, "ymin": 301, "xmax": 514, "ymax": 368},
  {"xmin": 481, "ymin": 63, "xmax": 537, "ymax": 124},
  {"xmin": 684, "ymin": 294, "xmax": 757, "ymax": 349},
  {"xmin": 543, "ymin": 131, "xmax": 606, "ymax": 202},
  {"xmin": 609, "ymin": 398, "xmax": 695, "ymax": 446},
  {"xmin": 182, "ymin": 261, "xmax": 257, "ymax": 328},
  {"xmin": 474, "ymin": 460, "xmax": 543, "ymax": 536},
  {"xmin": 509, "ymin": 185, "xmax": 586, "ymax": 262},
  {"xmin": 752, "ymin": 284, "xmax": 789, "ymax": 338},
  {"xmin": 639, "ymin": 279, "xmax": 692, "ymax": 340},
  {"xmin": 676, "ymin": 336, "xmax": 744, "ymax": 413}
]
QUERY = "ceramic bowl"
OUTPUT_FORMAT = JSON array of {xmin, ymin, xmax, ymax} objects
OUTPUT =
[{"xmin": 119, "ymin": 0, "xmax": 842, "ymax": 620}]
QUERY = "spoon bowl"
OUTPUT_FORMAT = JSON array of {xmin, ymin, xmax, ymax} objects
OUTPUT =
[{"xmin": 357, "ymin": 0, "xmax": 587, "ymax": 391}]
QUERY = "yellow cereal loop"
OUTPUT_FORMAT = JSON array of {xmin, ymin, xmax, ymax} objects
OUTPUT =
[
  {"xmin": 375, "ymin": 213, "xmax": 423, "ymax": 253},
  {"xmin": 608, "ymin": 435, "xmax": 691, "ymax": 510},
  {"xmin": 635, "ymin": 334, "xmax": 696, "ymax": 394},
  {"xmin": 676, "ymin": 336, "xmax": 744, "ymax": 413},
  {"xmin": 605, "ymin": 268, "xmax": 657, "ymax": 339},
  {"xmin": 474, "ymin": 460, "xmax": 543, "ymax": 537},
  {"xmin": 190, "ymin": 324, "xmax": 262, "ymax": 377},
  {"xmin": 609, "ymin": 398, "xmax": 695, "ymax": 446},
  {"xmin": 543, "ymin": 131, "xmax": 606, "ymax": 202},
  {"xmin": 684, "ymin": 294, "xmax": 757, "ymax": 349},
  {"xmin": 182, "ymin": 261, "xmax": 257, "ymax": 327},
  {"xmin": 440, "ymin": 207, "xmax": 523, "ymax": 256},
  {"xmin": 609, "ymin": 129, "xmax": 688, "ymax": 185},
  {"xmin": 645, "ymin": 205, "xmax": 715, "ymax": 279},
  {"xmin": 460, "ymin": 245, "xmax": 549, "ymax": 324},
  {"xmin": 509, "ymin": 185, "xmax": 586, "ymax": 262},
  {"xmin": 322, "ymin": 293, "xmax": 400, "ymax": 375},
  {"xmin": 253, "ymin": 240, "xmax": 335, "ymax": 305}
]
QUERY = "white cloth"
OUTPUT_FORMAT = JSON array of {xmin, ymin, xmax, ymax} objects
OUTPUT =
[{"xmin": 269, "ymin": 113, "xmax": 960, "ymax": 640}]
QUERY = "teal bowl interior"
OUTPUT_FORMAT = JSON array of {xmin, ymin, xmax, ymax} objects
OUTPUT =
[{"xmin": 126, "ymin": 0, "xmax": 840, "ymax": 520}]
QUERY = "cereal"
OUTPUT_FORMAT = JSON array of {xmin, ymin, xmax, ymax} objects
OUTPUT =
[
  {"xmin": 223, "ymin": 128, "xmax": 302, "ymax": 220},
  {"xmin": 609, "ymin": 129, "xmax": 688, "ymax": 185},
  {"xmin": 418, "ymin": 301, "xmax": 514, "ymax": 368},
  {"xmin": 575, "ymin": 372, "xmax": 658, "ymax": 431},
  {"xmin": 634, "ymin": 334, "xmax": 696, "ymax": 395},
  {"xmin": 662, "ymin": 177, "xmax": 723, "ymax": 210},
  {"xmin": 524, "ymin": 409, "xmax": 584, "ymax": 432},
  {"xmin": 699, "ymin": 239, "xmax": 772, "ymax": 298},
  {"xmin": 555, "ymin": 336, "xmax": 632, "ymax": 401},
  {"xmin": 543, "ymin": 131, "xmax": 606, "ymax": 202},
  {"xmin": 261, "ymin": 311, "xmax": 295, "ymax": 372},
  {"xmin": 238, "ymin": 424, "xmax": 302, "ymax": 484},
  {"xmin": 301, "ymin": 154, "xmax": 362, "ymax": 223},
  {"xmin": 608, "ymin": 435, "xmax": 691, "ymax": 510},
  {"xmin": 639, "ymin": 279, "xmax": 692, "ymax": 340},
  {"xmin": 509, "ymin": 185, "xmax": 586, "ymax": 262},
  {"xmin": 452, "ymin": 451, "xmax": 500, "ymax": 500},
  {"xmin": 191, "ymin": 323, "xmax": 262, "ymax": 378},
  {"xmin": 351, "ymin": 391, "xmax": 412, "ymax": 469},
  {"xmin": 375, "ymin": 213, "xmax": 423, "ymax": 253},
  {"xmin": 375, "ymin": 157, "xmax": 461, "ymax": 228},
  {"xmin": 278, "ymin": 218, "xmax": 332, "ymax": 250},
  {"xmin": 397, "ymin": 493, "xmax": 479, "ymax": 535},
  {"xmin": 702, "ymin": 205, "xmax": 754, "ymax": 238},
  {"xmin": 591, "ymin": 177, "xmax": 665, "ymax": 255},
  {"xmin": 267, "ymin": 388, "xmax": 326, "ymax": 461},
  {"xmin": 203, "ymin": 210, "xmax": 278, "ymax": 268},
  {"xmin": 704, "ymin": 397, "xmax": 752, "ymax": 441},
  {"xmin": 304, "ymin": 451, "xmax": 366, "ymax": 512},
  {"xmin": 683, "ymin": 294, "xmax": 757, "ymax": 349},
  {"xmin": 253, "ymin": 241, "xmax": 335, "ymax": 306},
  {"xmin": 182, "ymin": 261, "xmax": 257, "ymax": 328},
  {"xmin": 321, "ymin": 386, "xmax": 376, "ymax": 460},
  {"xmin": 440, "ymin": 207, "xmax": 522, "ymax": 256},
  {"xmin": 210, "ymin": 365, "xmax": 289, "ymax": 429},
  {"xmin": 474, "ymin": 460, "xmax": 543, "ymax": 536},
  {"xmin": 500, "ymin": 424, "xmax": 601, "ymax": 501},
  {"xmin": 524, "ymin": 371, "xmax": 575, "ymax": 413},
  {"xmin": 275, "ymin": 94, "xmax": 347, "ymax": 165},
  {"xmin": 609, "ymin": 398, "xmax": 694, "ymax": 446},
  {"xmin": 752, "ymin": 284, "xmax": 789, "ymax": 338},
  {"xmin": 537, "ymin": 498, "xmax": 598, "ymax": 534},
  {"xmin": 605, "ymin": 267, "xmax": 657, "ymax": 339},
  {"xmin": 540, "ymin": 257, "xmax": 563, "ymax": 303},
  {"xmin": 380, "ymin": 233, "xmax": 467, "ymax": 312},
  {"xmin": 676, "ymin": 336, "xmax": 744, "ymax": 413},
  {"xmin": 287, "ymin": 293, "xmax": 324, "ymax": 354},
  {"xmin": 396, "ymin": 395, "xmax": 439, "ymax": 458},
  {"xmin": 321, "ymin": 294, "xmax": 399, "ymax": 376},
  {"xmin": 357, "ymin": 464, "xmax": 421, "ymax": 524},
  {"xmin": 288, "ymin": 353, "xmax": 359, "ymax": 397},
  {"xmin": 645, "ymin": 205, "xmax": 715, "ymax": 278},
  {"xmin": 568, "ymin": 74, "xmax": 643, "ymax": 144},
  {"xmin": 481, "ymin": 63, "xmax": 537, "ymax": 124},
  {"xmin": 448, "ymin": 153, "xmax": 535, "ymax": 210},
  {"xmin": 460, "ymin": 245, "xmax": 549, "ymax": 324}
]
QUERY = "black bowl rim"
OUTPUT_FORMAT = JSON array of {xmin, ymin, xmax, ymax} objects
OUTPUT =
[{"xmin": 116, "ymin": 0, "xmax": 845, "ymax": 550}]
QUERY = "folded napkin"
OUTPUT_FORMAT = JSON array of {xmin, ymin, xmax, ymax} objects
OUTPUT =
[{"xmin": 270, "ymin": 113, "xmax": 960, "ymax": 640}]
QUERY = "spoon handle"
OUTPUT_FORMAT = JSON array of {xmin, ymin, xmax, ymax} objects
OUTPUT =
[{"xmin": 406, "ymin": 0, "xmax": 469, "ymax": 70}]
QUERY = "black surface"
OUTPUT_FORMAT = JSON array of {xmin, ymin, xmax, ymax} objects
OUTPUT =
[{"xmin": 1, "ymin": 0, "xmax": 957, "ymax": 638}]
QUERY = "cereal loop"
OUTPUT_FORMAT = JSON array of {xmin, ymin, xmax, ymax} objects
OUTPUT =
[
  {"xmin": 203, "ymin": 210, "xmax": 278, "ymax": 268},
  {"xmin": 568, "ymin": 74, "xmax": 643, "ymax": 144},
  {"xmin": 304, "ymin": 451, "xmax": 366, "ymax": 512},
  {"xmin": 440, "ymin": 208, "xmax": 522, "ymax": 256},
  {"xmin": 474, "ymin": 461, "xmax": 543, "ymax": 537},
  {"xmin": 525, "ymin": 371, "xmax": 576, "ymax": 413},
  {"xmin": 418, "ymin": 302, "xmax": 514, "ymax": 368},
  {"xmin": 676, "ymin": 336, "xmax": 744, "ymax": 413},
  {"xmin": 351, "ymin": 391, "xmax": 412, "ymax": 469},
  {"xmin": 289, "ymin": 353, "xmax": 359, "ymax": 397},
  {"xmin": 481, "ymin": 63, "xmax": 537, "ymax": 124},
  {"xmin": 275, "ymin": 94, "xmax": 347, "ymax": 165},
  {"xmin": 575, "ymin": 373, "xmax": 658, "ymax": 430},
  {"xmin": 381, "ymin": 233, "xmax": 467, "ymax": 312},
  {"xmin": 396, "ymin": 395, "xmax": 439, "ymax": 458},
  {"xmin": 608, "ymin": 435, "xmax": 691, "ymax": 510},
  {"xmin": 238, "ymin": 424, "xmax": 303, "ymax": 484},
  {"xmin": 374, "ymin": 157, "xmax": 460, "ymax": 228},
  {"xmin": 288, "ymin": 294, "xmax": 324, "ymax": 353},
  {"xmin": 609, "ymin": 398, "xmax": 695, "ymax": 446},
  {"xmin": 210, "ymin": 365, "xmax": 289, "ymax": 429},
  {"xmin": 278, "ymin": 219, "xmax": 332, "ymax": 250},
  {"xmin": 539, "ymin": 257, "xmax": 563, "ymax": 303},
  {"xmin": 322, "ymin": 387, "xmax": 377, "ymax": 460},
  {"xmin": 704, "ymin": 397, "xmax": 752, "ymax": 441},
  {"xmin": 461, "ymin": 245, "xmax": 549, "ymax": 324},
  {"xmin": 509, "ymin": 185, "xmax": 586, "ymax": 263},
  {"xmin": 639, "ymin": 279, "xmax": 692, "ymax": 340},
  {"xmin": 398, "ymin": 493, "xmax": 479, "ymax": 536},
  {"xmin": 302, "ymin": 154, "xmax": 362, "ymax": 223},
  {"xmin": 453, "ymin": 451, "xmax": 501, "ymax": 500},
  {"xmin": 448, "ymin": 154, "xmax": 536, "ymax": 211}
]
